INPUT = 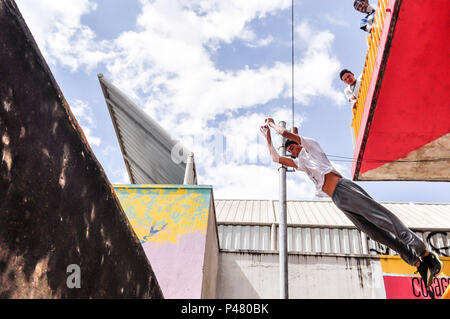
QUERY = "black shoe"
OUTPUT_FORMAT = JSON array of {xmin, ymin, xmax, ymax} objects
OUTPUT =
[
  {"xmin": 423, "ymin": 251, "xmax": 443, "ymax": 278},
  {"xmin": 416, "ymin": 251, "xmax": 443, "ymax": 288},
  {"xmin": 416, "ymin": 261, "xmax": 432, "ymax": 288}
]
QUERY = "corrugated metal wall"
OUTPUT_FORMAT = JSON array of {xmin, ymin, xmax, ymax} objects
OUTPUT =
[
  {"xmin": 218, "ymin": 225, "xmax": 272, "ymax": 251},
  {"xmin": 218, "ymin": 224, "xmax": 450, "ymax": 258},
  {"xmin": 287, "ymin": 227, "xmax": 363, "ymax": 254}
]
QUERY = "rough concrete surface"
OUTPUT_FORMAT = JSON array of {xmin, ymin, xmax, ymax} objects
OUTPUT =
[{"xmin": 0, "ymin": 0, "xmax": 163, "ymax": 298}]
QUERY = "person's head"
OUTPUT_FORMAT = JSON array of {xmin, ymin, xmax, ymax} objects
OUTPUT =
[
  {"xmin": 353, "ymin": 0, "xmax": 374, "ymax": 13},
  {"xmin": 285, "ymin": 140, "xmax": 301, "ymax": 158},
  {"xmin": 339, "ymin": 69, "xmax": 356, "ymax": 85}
]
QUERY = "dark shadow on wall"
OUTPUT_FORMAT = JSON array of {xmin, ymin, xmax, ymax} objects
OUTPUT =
[{"xmin": 0, "ymin": 0, "xmax": 162, "ymax": 298}]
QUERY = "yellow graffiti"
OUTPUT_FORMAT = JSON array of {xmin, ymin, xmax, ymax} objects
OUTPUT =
[
  {"xmin": 443, "ymin": 285, "xmax": 450, "ymax": 299},
  {"xmin": 114, "ymin": 186, "xmax": 211, "ymax": 245},
  {"xmin": 380, "ymin": 255, "xmax": 450, "ymax": 277}
]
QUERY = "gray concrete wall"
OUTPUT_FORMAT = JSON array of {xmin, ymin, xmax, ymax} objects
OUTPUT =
[
  {"xmin": 201, "ymin": 196, "xmax": 220, "ymax": 298},
  {"xmin": 0, "ymin": 0, "xmax": 162, "ymax": 298},
  {"xmin": 217, "ymin": 251, "xmax": 386, "ymax": 299}
]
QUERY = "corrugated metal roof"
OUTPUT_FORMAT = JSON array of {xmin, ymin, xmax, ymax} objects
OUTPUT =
[
  {"xmin": 215, "ymin": 200, "xmax": 276, "ymax": 225},
  {"xmin": 98, "ymin": 74, "xmax": 188, "ymax": 184},
  {"xmin": 214, "ymin": 199, "xmax": 450, "ymax": 230}
]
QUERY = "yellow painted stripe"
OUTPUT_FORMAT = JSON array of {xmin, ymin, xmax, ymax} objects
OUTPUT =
[
  {"xmin": 443, "ymin": 284, "xmax": 450, "ymax": 299},
  {"xmin": 351, "ymin": 0, "xmax": 389, "ymax": 140},
  {"xmin": 380, "ymin": 255, "xmax": 450, "ymax": 276}
]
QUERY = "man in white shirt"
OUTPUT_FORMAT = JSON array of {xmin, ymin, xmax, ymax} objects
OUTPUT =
[
  {"xmin": 260, "ymin": 118, "xmax": 443, "ymax": 288},
  {"xmin": 354, "ymin": 0, "xmax": 377, "ymax": 33},
  {"xmin": 340, "ymin": 69, "xmax": 362, "ymax": 112}
]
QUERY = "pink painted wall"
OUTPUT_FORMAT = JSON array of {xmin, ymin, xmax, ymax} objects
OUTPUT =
[
  {"xmin": 114, "ymin": 185, "xmax": 219, "ymax": 299},
  {"xmin": 143, "ymin": 231, "xmax": 206, "ymax": 298}
]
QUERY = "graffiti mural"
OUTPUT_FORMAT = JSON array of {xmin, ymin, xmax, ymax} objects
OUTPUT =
[
  {"xmin": 367, "ymin": 230, "xmax": 450, "ymax": 258},
  {"xmin": 113, "ymin": 185, "xmax": 217, "ymax": 299},
  {"xmin": 366, "ymin": 231, "xmax": 450, "ymax": 299},
  {"xmin": 426, "ymin": 231, "xmax": 450, "ymax": 257},
  {"xmin": 114, "ymin": 185, "xmax": 211, "ymax": 244},
  {"xmin": 380, "ymin": 255, "xmax": 450, "ymax": 299},
  {"xmin": 369, "ymin": 241, "xmax": 391, "ymax": 255}
]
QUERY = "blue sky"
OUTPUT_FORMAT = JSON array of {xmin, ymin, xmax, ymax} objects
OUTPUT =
[{"xmin": 16, "ymin": 0, "xmax": 449, "ymax": 203}]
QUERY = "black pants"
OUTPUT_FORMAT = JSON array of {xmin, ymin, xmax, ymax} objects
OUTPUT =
[{"xmin": 331, "ymin": 179, "xmax": 426, "ymax": 266}]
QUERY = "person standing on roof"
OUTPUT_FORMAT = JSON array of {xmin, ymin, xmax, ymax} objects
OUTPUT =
[
  {"xmin": 260, "ymin": 118, "xmax": 443, "ymax": 288},
  {"xmin": 354, "ymin": 0, "xmax": 377, "ymax": 33}
]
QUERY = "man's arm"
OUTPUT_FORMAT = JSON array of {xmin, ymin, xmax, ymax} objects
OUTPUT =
[
  {"xmin": 278, "ymin": 156, "xmax": 298, "ymax": 168},
  {"xmin": 344, "ymin": 86, "xmax": 357, "ymax": 103},
  {"xmin": 260, "ymin": 125, "xmax": 298, "ymax": 168},
  {"xmin": 265, "ymin": 118, "xmax": 301, "ymax": 144}
]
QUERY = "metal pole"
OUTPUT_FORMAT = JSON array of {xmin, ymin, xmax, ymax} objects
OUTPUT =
[
  {"xmin": 278, "ymin": 121, "xmax": 288, "ymax": 299},
  {"xmin": 183, "ymin": 152, "xmax": 195, "ymax": 185}
]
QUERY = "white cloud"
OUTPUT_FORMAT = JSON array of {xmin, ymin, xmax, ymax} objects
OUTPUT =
[
  {"xmin": 213, "ymin": 109, "xmax": 304, "ymax": 165},
  {"xmin": 322, "ymin": 14, "xmax": 351, "ymax": 28},
  {"xmin": 183, "ymin": 107, "xmax": 314, "ymax": 199},
  {"xmin": 205, "ymin": 163, "xmax": 315, "ymax": 200},
  {"xmin": 70, "ymin": 99, "xmax": 95, "ymax": 126},
  {"xmin": 110, "ymin": 167, "xmax": 130, "ymax": 185},
  {"xmin": 70, "ymin": 99, "xmax": 102, "ymax": 147},
  {"xmin": 80, "ymin": 127, "xmax": 101, "ymax": 147},
  {"xmin": 293, "ymin": 21, "xmax": 346, "ymax": 106},
  {"xmin": 101, "ymin": 144, "xmax": 119, "ymax": 156},
  {"xmin": 15, "ymin": 0, "xmax": 346, "ymax": 200},
  {"xmin": 106, "ymin": 16, "xmax": 345, "ymax": 144},
  {"xmin": 246, "ymin": 35, "xmax": 274, "ymax": 48},
  {"xmin": 16, "ymin": 1, "xmax": 344, "ymax": 122},
  {"xmin": 16, "ymin": 0, "xmax": 116, "ymax": 71},
  {"xmin": 330, "ymin": 160, "xmax": 351, "ymax": 179}
]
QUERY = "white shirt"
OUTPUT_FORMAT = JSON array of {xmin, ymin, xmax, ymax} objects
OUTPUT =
[
  {"xmin": 344, "ymin": 74, "xmax": 362, "ymax": 104},
  {"xmin": 293, "ymin": 137, "xmax": 342, "ymax": 198}
]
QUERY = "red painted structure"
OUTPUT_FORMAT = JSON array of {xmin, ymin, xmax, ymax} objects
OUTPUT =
[{"xmin": 352, "ymin": 0, "xmax": 450, "ymax": 181}]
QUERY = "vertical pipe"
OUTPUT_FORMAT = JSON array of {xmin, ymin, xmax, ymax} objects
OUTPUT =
[
  {"xmin": 271, "ymin": 223, "xmax": 277, "ymax": 251},
  {"xmin": 183, "ymin": 152, "xmax": 195, "ymax": 184},
  {"xmin": 291, "ymin": 0, "xmax": 295, "ymax": 129},
  {"xmin": 278, "ymin": 121, "xmax": 288, "ymax": 299},
  {"xmin": 361, "ymin": 231, "xmax": 369, "ymax": 255}
]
